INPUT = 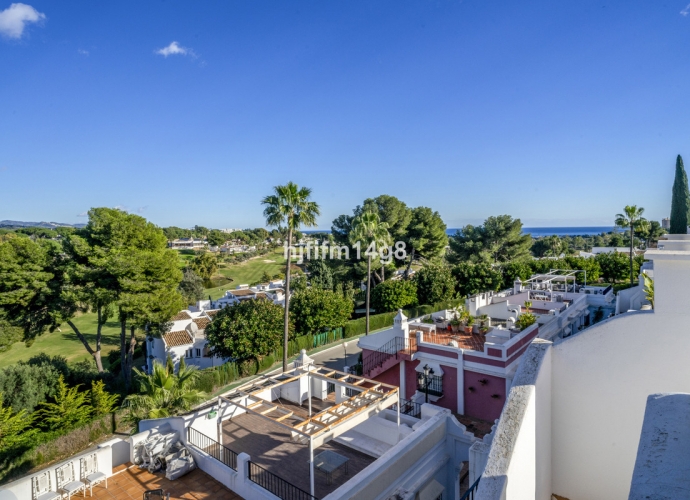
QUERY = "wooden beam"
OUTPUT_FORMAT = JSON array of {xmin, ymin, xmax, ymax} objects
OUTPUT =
[
  {"xmin": 218, "ymin": 395, "xmax": 311, "ymax": 437},
  {"xmin": 275, "ymin": 412, "xmax": 294, "ymax": 422}
]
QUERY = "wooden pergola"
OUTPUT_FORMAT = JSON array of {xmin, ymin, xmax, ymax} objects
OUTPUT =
[{"xmin": 217, "ymin": 366, "xmax": 400, "ymax": 497}]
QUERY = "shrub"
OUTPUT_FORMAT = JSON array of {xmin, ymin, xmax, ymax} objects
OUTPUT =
[
  {"xmin": 515, "ymin": 313, "xmax": 537, "ymax": 331},
  {"xmin": 290, "ymin": 288, "xmax": 353, "ymax": 335},
  {"xmin": 371, "ymin": 280, "xmax": 418, "ymax": 313},
  {"xmin": 90, "ymin": 380, "xmax": 119, "ymax": 417},
  {"xmin": 206, "ymin": 299, "xmax": 288, "ymax": 361},
  {"xmin": 0, "ymin": 362, "xmax": 63, "ymax": 414},
  {"xmin": 414, "ymin": 263, "xmax": 456, "ymax": 305},
  {"xmin": 37, "ymin": 376, "xmax": 92, "ymax": 431}
]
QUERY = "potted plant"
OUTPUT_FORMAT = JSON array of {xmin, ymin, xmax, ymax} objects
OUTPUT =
[
  {"xmin": 450, "ymin": 318, "xmax": 461, "ymax": 333},
  {"xmin": 464, "ymin": 315, "xmax": 474, "ymax": 334}
]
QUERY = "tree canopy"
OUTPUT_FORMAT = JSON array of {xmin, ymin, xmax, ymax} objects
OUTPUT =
[
  {"xmin": 452, "ymin": 262, "xmax": 503, "ymax": 297},
  {"xmin": 449, "ymin": 215, "xmax": 531, "ymax": 264},
  {"xmin": 413, "ymin": 263, "xmax": 456, "ymax": 305},
  {"xmin": 205, "ymin": 299, "xmax": 289, "ymax": 362},
  {"xmin": 371, "ymin": 280, "xmax": 418, "ymax": 313},
  {"xmin": 290, "ymin": 288, "xmax": 353, "ymax": 335},
  {"xmin": 670, "ymin": 154, "xmax": 690, "ymax": 234}
]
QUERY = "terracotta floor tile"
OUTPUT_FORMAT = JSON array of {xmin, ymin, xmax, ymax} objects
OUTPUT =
[{"xmin": 91, "ymin": 467, "xmax": 243, "ymax": 500}]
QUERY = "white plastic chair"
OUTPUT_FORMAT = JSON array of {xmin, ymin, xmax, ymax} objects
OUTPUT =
[
  {"xmin": 56, "ymin": 461, "xmax": 86, "ymax": 499},
  {"xmin": 31, "ymin": 471, "xmax": 61, "ymax": 500},
  {"xmin": 80, "ymin": 453, "xmax": 107, "ymax": 496}
]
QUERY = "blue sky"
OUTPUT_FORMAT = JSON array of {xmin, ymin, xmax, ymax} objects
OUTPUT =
[{"xmin": 1, "ymin": 1, "xmax": 690, "ymax": 229}]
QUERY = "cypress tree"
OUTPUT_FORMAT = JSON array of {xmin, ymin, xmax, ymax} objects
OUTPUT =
[{"xmin": 670, "ymin": 154, "xmax": 690, "ymax": 234}]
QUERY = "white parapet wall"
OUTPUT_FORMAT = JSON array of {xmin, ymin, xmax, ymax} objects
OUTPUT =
[
  {"xmin": 628, "ymin": 393, "xmax": 690, "ymax": 499},
  {"xmin": 475, "ymin": 339, "xmax": 552, "ymax": 500},
  {"xmin": 0, "ymin": 443, "xmax": 116, "ymax": 500}
]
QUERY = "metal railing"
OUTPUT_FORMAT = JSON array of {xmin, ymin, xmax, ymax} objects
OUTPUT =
[
  {"xmin": 187, "ymin": 427, "xmax": 238, "ymax": 471},
  {"xmin": 248, "ymin": 461, "xmax": 317, "ymax": 500},
  {"xmin": 460, "ymin": 476, "xmax": 481, "ymax": 500},
  {"xmin": 417, "ymin": 375, "xmax": 443, "ymax": 397},
  {"xmin": 389, "ymin": 398, "xmax": 422, "ymax": 418},
  {"xmin": 362, "ymin": 336, "xmax": 417, "ymax": 375}
]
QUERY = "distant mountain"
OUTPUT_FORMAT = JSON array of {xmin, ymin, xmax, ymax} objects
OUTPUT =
[{"xmin": 0, "ymin": 220, "xmax": 86, "ymax": 229}]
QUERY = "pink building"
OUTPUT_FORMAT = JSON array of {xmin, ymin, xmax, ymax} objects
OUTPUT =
[{"xmin": 358, "ymin": 310, "xmax": 539, "ymax": 422}]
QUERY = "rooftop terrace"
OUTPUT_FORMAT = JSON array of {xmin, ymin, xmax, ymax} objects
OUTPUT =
[
  {"xmin": 222, "ymin": 396, "xmax": 376, "ymax": 498},
  {"xmin": 88, "ymin": 464, "xmax": 240, "ymax": 500}
]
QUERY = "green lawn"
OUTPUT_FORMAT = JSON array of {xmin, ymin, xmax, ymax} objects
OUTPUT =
[
  {"xmin": 210, "ymin": 248, "xmax": 301, "ymax": 299},
  {"xmin": 0, "ymin": 248, "xmax": 302, "ymax": 368},
  {"xmin": 0, "ymin": 314, "xmax": 123, "ymax": 369}
]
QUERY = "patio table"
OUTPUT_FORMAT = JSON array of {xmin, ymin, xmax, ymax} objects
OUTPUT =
[{"xmin": 313, "ymin": 450, "xmax": 349, "ymax": 484}]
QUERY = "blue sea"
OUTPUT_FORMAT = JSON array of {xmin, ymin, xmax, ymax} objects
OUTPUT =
[
  {"xmin": 305, "ymin": 227, "xmax": 616, "ymax": 237},
  {"xmin": 448, "ymin": 226, "xmax": 616, "ymax": 237}
]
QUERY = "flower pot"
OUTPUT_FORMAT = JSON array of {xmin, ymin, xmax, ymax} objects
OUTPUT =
[
  {"xmin": 451, "ymin": 325, "xmax": 459, "ymax": 333},
  {"xmin": 472, "ymin": 325, "xmax": 480, "ymax": 334},
  {"xmin": 464, "ymin": 326, "xmax": 472, "ymax": 334}
]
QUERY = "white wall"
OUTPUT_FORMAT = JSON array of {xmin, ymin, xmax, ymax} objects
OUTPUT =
[
  {"xmin": 550, "ymin": 311, "xmax": 690, "ymax": 499},
  {"xmin": 324, "ymin": 409, "xmax": 472, "ymax": 500},
  {"xmin": 476, "ymin": 340, "xmax": 552, "ymax": 500},
  {"xmin": 0, "ymin": 445, "xmax": 113, "ymax": 500}
]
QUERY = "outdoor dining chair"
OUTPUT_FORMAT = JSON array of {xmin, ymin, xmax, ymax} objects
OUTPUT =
[
  {"xmin": 56, "ymin": 461, "xmax": 86, "ymax": 499},
  {"xmin": 31, "ymin": 471, "xmax": 60, "ymax": 500},
  {"xmin": 80, "ymin": 452, "xmax": 108, "ymax": 496}
]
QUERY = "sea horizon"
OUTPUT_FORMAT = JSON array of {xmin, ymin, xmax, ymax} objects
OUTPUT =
[{"xmin": 303, "ymin": 226, "xmax": 617, "ymax": 237}]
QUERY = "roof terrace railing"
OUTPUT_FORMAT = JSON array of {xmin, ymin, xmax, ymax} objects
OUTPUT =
[
  {"xmin": 460, "ymin": 476, "xmax": 481, "ymax": 500},
  {"xmin": 248, "ymin": 461, "xmax": 318, "ymax": 500},
  {"xmin": 362, "ymin": 336, "xmax": 417, "ymax": 375},
  {"xmin": 389, "ymin": 398, "xmax": 422, "ymax": 418},
  {"xmin": 187, "ymin": 427, "xmax": 238, "ymax": 471}
]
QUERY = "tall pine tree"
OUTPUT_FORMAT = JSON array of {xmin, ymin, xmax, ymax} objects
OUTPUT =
[{"xmin": 670, "ymin": 154, "xmax": 690, "ymax": 234}]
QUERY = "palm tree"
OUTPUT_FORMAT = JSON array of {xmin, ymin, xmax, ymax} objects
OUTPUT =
[
  {"xmin": 544, "ymin": 235, "xmax": 562, "ymax": 257},
  {"xmin": 615, "ymin": 205, "xmax": 646, "ymax": 287},
  {"xmin": 262, "ymin": 182, "xmax": 320, "ymax": 372},
  {"xmin": 350, "ymin": 212, "xmax": 392, "ymax": 335},
  {"xmin": 124, "ymin": 361, "xmax": 206, "ymax": 426}
]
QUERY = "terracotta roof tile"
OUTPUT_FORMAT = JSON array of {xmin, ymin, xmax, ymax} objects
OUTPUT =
[
  {"xmin": 193, "ymin": 318, "xmax": 211, "ymax": 330},
  {"xmin": 171, "ymin": 311, "xmax": 192, "ymax": 321},
  {"xmin": 230, "ymin": 289, "xmax": 255, "ymax": 297},
  {"xmin": 163, "ymin": 330, "xmax": 193, "ymax": 347},
  {"xmin": 206, "ymin": 310, "xmax": 220, "ymax": 317}
]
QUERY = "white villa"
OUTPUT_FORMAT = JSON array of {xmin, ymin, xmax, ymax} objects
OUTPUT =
[
  {"xmin": 148, "ymin": 281, "xmax": 287, "ymax": 372},
  {"xmin": 147, "ymin": 305, "xmax": 226, "ymax": 373},
  {"xmin": 471, "ymin": 233, "xmax": 689, "ymax": 499},
  {"xmin": 467, "ymin": 270, "xmax": 616, "ymax": 341},
  {"xmin": 169, "ymin": 238, "xmax": 207, "ymax": 250},
  {"xmin": 213, "ymin": 280, "xmax": 286, "ymax": 308}
]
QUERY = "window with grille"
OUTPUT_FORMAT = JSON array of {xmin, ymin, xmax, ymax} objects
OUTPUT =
[
  {"xmin": 418, "ymin": 375, "xmax": 443, "ymax": 397},
  {"xmin": 196, "ymin": 348, "xmax": 201, "ymax": 357}
]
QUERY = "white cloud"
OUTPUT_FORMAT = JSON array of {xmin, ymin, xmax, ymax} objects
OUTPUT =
[
  {"xmin": 682, "ymin": 3, "xmax": 690, "ymax": 16},
  {"xmin": 155, "ymin": 41, "xmax": 195, "ymax": 58},
  {"xmin": 0, "ymin": 3, "xmax": 45, "ymax": 39},
  {"xmin": 78, "ymin": 49, "xmax": 89, "ymax": 56},
  {"xmin": 76, "ymin": 212, "xmax": 88, "ymax": 217}
]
